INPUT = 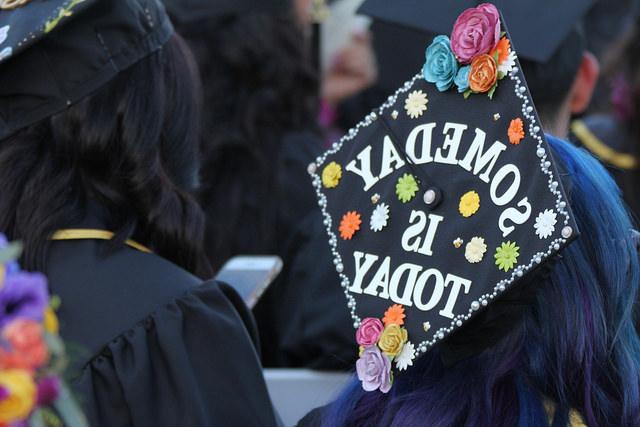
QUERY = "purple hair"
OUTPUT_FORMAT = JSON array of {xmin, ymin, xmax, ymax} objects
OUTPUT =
[{"xmin": 320, "ymin": 136, "xmax": 640, "ymax": 426}]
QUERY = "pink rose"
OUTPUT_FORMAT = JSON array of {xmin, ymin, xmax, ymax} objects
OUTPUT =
[
  {"xmin": 450, "ymin": 3, "xmax": 501, "ymax": 64},
  {"xmin": 356, "ymin": 346, "xmax": 392, "ymax": 393},
  {"xmin": 355, "ymin": 318, "xmax": 384, "ymax": 347}
]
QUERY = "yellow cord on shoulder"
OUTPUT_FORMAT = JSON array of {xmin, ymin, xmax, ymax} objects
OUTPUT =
[
  {"xmin": 571, "ymin": 120, "xmax": 637, "ymax": 170},
  {"xmin": 51, "ymin": 229, "xmax": 152, "ymax": 253}
]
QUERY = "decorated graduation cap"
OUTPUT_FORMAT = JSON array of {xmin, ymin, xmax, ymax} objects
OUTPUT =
[
  {"xmin": 308, "ymin": 3, "xmax": 579, "ymax": 393},
  {"xmin": 163, "ymin": 0, "xmax": 290, "ymax": 24},
  {"xmin": 0, "ymin": 0, "xmax": 173, "ymax": 140},
  {"xmin": 361, "ymin": 0, "xmax": 595, "ymax": 91}
]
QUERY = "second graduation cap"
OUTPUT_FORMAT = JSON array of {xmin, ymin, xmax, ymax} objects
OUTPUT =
[{"xmin": 308, "ymin": 3, "xmax": 579, "ymax": 393}]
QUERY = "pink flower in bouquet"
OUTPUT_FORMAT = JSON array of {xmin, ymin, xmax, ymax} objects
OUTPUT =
[
  {"xmin": 36, "ymin": 375, "xmax": 60, "ymax": 406},
  {"xmin": 0, "ymin": 319, "xmax": 49, "ymax": 371},
  {"xmin": 355, "ymin": 318, "xmax": 384, "ymax": 347},
  {"xmin": 450, "ymin": 3, "xmax": 501, "ymax": 64}
]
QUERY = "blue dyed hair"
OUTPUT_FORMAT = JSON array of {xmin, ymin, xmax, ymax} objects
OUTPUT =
[{"xmin": 321, "ymin": 136, "xmax": 640, "ymax": 426}]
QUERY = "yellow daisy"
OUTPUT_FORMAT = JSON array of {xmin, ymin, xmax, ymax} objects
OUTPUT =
[
  {"xmin": 459, "ymin": 191, "xmax": 480, "ymax": 217},
  {"xmin": 322, "ymin": 161, "xmax": 342, "ymax": 188}
]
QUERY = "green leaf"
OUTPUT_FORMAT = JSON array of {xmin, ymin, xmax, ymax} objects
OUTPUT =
[
  {"xmin": 493, "ymin": 50, "xmax": 500, "ymax": 63},
  {"xmin": 463, "ymin": 89, "xmax": 472, "ymax": 99},
  {"xmin": 501, "ymin": 31, "xmax": 506, "ymax": 38},
  {"xmin": 54, "ymin": 383, "xmax": 90, "ymax": 427},
  {"xmin": 488, "ymin": 83, "xmax": 498, "ymax": 100},
  {"xmin": 0, "ymin": 241, "xmax": 23, "ymax": 264},
  {"xmin": 41, "ymin": 408, "xmax": 63, "ymax": 427},
  {"xmin": 497, "ymin": 71, "xmax": 506, "ymax": 80},
  {"xmin": 49, "ymin": 295, "xmax": 61, "ymax": 311}
]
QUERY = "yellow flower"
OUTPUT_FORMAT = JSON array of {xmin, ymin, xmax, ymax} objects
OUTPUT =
[
  {"xmin": 378, "ymin": 324, "xmax": 408, "ymax": 358},
  {"xmin": 322, "ymin": 162, "xmax": 342, "ymax": 188},
  {"xmin": 0, "ymin": 370, "xmax": 36, "ymax": 424},
  {"xmin": 44, "ymin": 307, "xmax": 59, "ymax": 335},
  {"xmin": 459, "ymin": 191, "xmax": 480, "ymax": 217}
]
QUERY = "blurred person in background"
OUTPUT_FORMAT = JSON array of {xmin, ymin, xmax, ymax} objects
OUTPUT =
[
  {"xmin": 569, "ymin": 1, "xmax": 640, "ymax": 220},
  {"xmin": 0, "ymin": 1, "xmax": 278, "ymax": 425},
  {"xmin": 165, "ymin": 0, "xmax": 355, "ymax": 369}
]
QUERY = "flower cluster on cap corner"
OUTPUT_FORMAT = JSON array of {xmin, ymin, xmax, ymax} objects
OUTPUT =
[
  {"xmin": 355, "ymin": 304, "xmax": 416, "ymax": 393},
  {"xmin": 0, "ymin": 235, "xmax": 87, "ymax": 427},
  {"xmin": 422, "ymin": 3, "xmax": 516, "ymax": 99}
]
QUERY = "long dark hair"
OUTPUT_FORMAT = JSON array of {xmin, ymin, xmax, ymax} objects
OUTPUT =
[
  {"xmin": 177, "ymin": 12, "xmax": 319, "ymax": 270},
  {"xmin": 0, "ymin": 35, "xmax": 212, "ymax": 278}
]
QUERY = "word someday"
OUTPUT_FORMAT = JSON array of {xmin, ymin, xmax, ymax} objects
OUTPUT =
[
  {"xmin": 345, "ymin": 122, "xmax": 532, "ymax": 237},
  {"xmin": 349, "ymin": 250, "xmax": 472, "ymax": 319}
]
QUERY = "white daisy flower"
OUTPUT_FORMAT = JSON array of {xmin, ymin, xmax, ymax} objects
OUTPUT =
[
  {"xmin": 394, "ymin": 341, "xmax": 415, "ymax": 371},
  {"xmin": 498, "ymin": 50, "xmax": 517, "ymax": 75},
  {"xmin": 465, "ymin": 237, "xmax": 487, "ymax": 263},
  {"xmin": 370, "ymin": 203, "xmax": 390, "ymax": 232},
  {"xmin": 404, "ymin": 90, "xmax": 428, "ymax": 119},
  {"xmin": 534, "ymin": 209, "xmax": 557, "ymax": 239}
]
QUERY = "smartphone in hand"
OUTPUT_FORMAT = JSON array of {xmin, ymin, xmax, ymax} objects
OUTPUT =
[{"xmin": 215, "ymin": 256, "xmax": 283, "ymax": 308}]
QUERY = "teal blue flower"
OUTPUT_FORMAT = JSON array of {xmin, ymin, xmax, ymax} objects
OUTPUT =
[
  {"xmin": 423, "ymin": 35, "xmax": 459, "ymax": 92},
  {"xmin": 454, "ymin": 65, "xmax": 471, "ymax": 93}
]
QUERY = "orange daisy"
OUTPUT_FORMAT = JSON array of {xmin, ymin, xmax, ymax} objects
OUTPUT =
[
  {"xmin": 339, "ymin": 211, "xmax": 362, "ymax": 240},
  {"xmin": 508, "ymin": 118, "xmax": 525, "ymax": 145},
  {"xmin": 383, "ymin": 304, "xmax": 406, "ymax": 326},
  {"xmin": 490, "ymin": 37, "xmax": 511, "ymax": 65}
]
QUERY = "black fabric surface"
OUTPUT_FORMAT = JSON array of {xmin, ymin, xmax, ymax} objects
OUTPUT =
[
  {"xmin": 255, "ymin": 211, "xmax": 356, "ymax": 370},
  {"xmin": 0, "ymin": 0, "xmax": 173, "ymax": 139},
  {"xmin": 252, "ymin": 131, "xmax": 356, "ymax": 369},
  {"xmin": 46, "ymin": 239, "xmax": 278, "ymax": 427}
]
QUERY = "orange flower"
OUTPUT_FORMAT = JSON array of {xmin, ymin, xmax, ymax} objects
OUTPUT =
[
  {"xmin": 490, "ymin": 37, "xmax": 511, "ymax": 65},
  {"xmin": 0, "ymin": 319, "xmax": 49, "ymax": 371},
  {"xmin": 508, "ymin": 118, "xmax": 525, "ymax": 145},
  {"xmin": 469, "ymin": 54, "xmax": 498, "ymax": 93},
  {"xmin": 339, "ymin": 211, "xmax": 362, "ymax": 240},
  {"xmin": 383, "ymin": 304, "xmax": 406, "ymax": 326}
]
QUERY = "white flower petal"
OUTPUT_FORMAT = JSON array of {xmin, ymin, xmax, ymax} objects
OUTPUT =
[
  {"xmin": 534, "ymin": 209, "xmax": 557, "ymax": 239},
  {"xmin": 498, "ymin": 51, "xmax": 517, "ymax": 75},
  {"xmin": 370, "ymin": 203, "xmax": 390, "ymax": 232},
  {"xmin": 404, "ymin": 90, "xmax": 428, "ymax": 119},
  {"xmin": 0, "ymin": 47, "xmax": 12, "ymax": 61},
  {"xmin": 395, "ymin": 341, "xmax": 415, "ymax": 371},
  {"xmin": 465, "ymin": 237, "xmax": 487, "ymax": 263},
  {"xmin": 0, "ymin": 26, "xmax": 9, "ymax": 46}
]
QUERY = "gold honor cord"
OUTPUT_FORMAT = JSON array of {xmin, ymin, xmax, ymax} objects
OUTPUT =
[
  {"xmin": 571, "ymin": 120, "xmax": 638, "ymax": 170},
  {"xmin": 51, "ymin": 229, "xmax": 152, "ymax": 254}
]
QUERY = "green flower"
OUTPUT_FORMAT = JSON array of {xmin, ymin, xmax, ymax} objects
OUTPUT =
[
  {"xmin": 494, "ymin": 241, "xmax": 519, "ymax": 272},
  {"xmin": 396, "ymin": 174, "xmax": 419, "ymax": 203}
]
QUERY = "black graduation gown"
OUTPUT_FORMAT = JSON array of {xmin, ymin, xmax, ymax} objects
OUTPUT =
[
  {"xmin": 252, "ymin": 132, "xmax": 356, "ymax": 370},
  {"xmin": 570, "ymin": 115, "xmax": 640, "ymax": 222},
  {"xmin": 46, "ymin": 238, "xmax": 279, "ymax": 427}
]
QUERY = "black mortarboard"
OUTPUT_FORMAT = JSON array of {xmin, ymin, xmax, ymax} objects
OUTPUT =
[
  {"xmin": 359, "ymin": 0, "xmax": 595, "ymax": 63},
  {"xmin": 163, "ymin": 0, "xmax": 290, "ymax": 24},
  {"xmin": 360, "ymin": 0, "xmax": 595, "ymax": 92},
  {"xmin": 0, "ymin": 0, "xmax": 173, "ymax": 140},
  {"xmin": 308, "ymin": 3, "xmax": 578, "ymax": 392}
]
